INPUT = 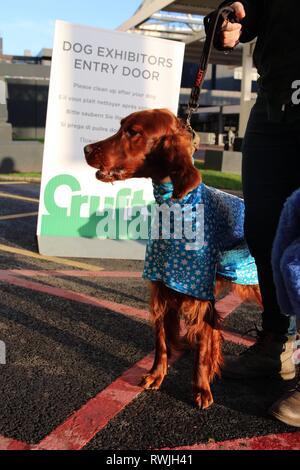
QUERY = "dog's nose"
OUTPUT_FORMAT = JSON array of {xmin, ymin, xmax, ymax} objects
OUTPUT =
[{"xmin": 84, "ymin": 145, "xmax": 93, "ymax": 155}]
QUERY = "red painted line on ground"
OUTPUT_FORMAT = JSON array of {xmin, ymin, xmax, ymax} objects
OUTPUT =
[
  {"xmin": 0, "ymin": 272, "xmax": 242, "ymax": 323},
  {"xmin": 0, "ymin": 435, "xmax": 30, "ymax": 450},
  {"xmin": 216, "ymin": 293, "xmax": 256, "ymax": 346},
  {"xmin": 162, "ymin": 431, "xmax": 300, "ymax": 450},
  {"xmin": 33, "ymin": 350, "xmax": 182, "ymax": 450},
  {"xmin": 222, "ymin": 329, "xmax": 255, "ymax": 347},
  {"xmin": 1, "ymin": 263, "xmax": 288, "ymax": 453},
  {"xmin": 216, "ymin": 292, "xmax": 242, "ymax": 320},
  {"xmin": 0, "ymin": 271, "xmax": 255, "ymax": 451},
  {"xmin": 27, "ymin": 289, "xmax": 242, "ymax": 450},
  {"xmin": 0, "ymin": 273, "xmax": 248, "ymax": 348},
  {"xmin": 0, "ymin": 269, "xmax": 142, "ymax": 278},
  {"xmin": 0, "ymin": 271, "xmax": 247, "ymax": 343},
  {"xmin": 0, "ymin": 272, "xmax": 249, "ymax": 349},
  {"xmin": 0, "ymin": 272, "xmax": 149, "ymax": 321}
]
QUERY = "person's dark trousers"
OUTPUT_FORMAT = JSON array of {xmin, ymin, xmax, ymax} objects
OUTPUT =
[{"xmin": 242, "ymin": 95, "xmax": 300, "ymax": 337}]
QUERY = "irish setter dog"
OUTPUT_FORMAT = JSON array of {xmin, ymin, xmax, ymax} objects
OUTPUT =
[{"xmin": 84, "ymin": 108, "xmax": 261, "ymax": 409}]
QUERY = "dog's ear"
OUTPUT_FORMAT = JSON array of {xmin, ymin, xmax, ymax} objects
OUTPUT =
[{"xmin": 162, "ymin": 130, "xmax": 202, "ymax": 199}]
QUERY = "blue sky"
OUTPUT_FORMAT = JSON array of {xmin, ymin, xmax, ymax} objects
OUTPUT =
[{"xmin": 0, "ymin": 0, "xmax": 142, "ymax": 56}]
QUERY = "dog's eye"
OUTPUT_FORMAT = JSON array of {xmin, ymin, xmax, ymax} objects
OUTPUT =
[{"xmin": 125, "ymin": 127, "xmax": 141, "ymax": 138}]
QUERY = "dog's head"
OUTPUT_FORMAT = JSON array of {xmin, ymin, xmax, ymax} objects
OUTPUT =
[{"xmin": 84, "ymin": 108, "xmax": 201, "ymax": 199}]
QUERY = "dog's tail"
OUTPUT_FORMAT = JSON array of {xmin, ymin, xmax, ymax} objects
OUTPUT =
[
  {"xmin": 215, "ymin": 277, "xmax": 262, "ymax": 307},
  {"xmin": 231, "ymin": 283, "xmax": 263, "ymax": 307}
]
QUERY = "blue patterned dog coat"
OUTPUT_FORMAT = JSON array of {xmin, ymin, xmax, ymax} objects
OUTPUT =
[{"xmin": 143, "ymin": 182, "xmax": 258, "ymax": 301}]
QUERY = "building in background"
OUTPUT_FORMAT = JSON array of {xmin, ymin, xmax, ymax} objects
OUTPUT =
[
  {"xmin": 118, "ymin": 0, "xmax": 258, "ymax": 144},
  {"xmin": 0, "ymin": 0, "xmax": 258, "ymax": 147},
  {"xmin": 0, "ymin": 43, "xmax": 51, "ymax": 141}
]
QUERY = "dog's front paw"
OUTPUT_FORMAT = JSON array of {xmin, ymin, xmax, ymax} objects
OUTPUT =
[
  {"xmin": 140, "ymin": 372, "xmax": 165, "ymax": 390},
  {"xmin": 193, "ymin": 388, "xmax": 214, "ymax": 409}
]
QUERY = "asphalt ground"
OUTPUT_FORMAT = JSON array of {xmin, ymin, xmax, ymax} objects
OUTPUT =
[{"xmin": 0, "ymin": 181, "xmax": 299, "ymax": 452}]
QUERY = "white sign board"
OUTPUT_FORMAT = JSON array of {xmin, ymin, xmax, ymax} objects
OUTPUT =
[
  {"xmin": 37, "ymin": 20, "xmax": 185, "ymax": 259},
  {"xmin": 0, "ymin": 79, "xmax": 6, "ymax": 105}
]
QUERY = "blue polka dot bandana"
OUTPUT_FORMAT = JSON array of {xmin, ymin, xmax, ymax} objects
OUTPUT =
[{"xmin": 143, "ymin": 182, "xmax": 258, "ymax": 301}]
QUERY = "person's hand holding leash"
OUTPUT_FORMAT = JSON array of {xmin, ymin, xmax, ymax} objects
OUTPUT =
[{"xmin": 220, "ymin": 2, "xmax": 246, "ymax": 48}]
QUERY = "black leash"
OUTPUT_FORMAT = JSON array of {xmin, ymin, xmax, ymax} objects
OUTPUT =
[{"xmin": 186, "ymin": 5, "xmax": 238, "ymax": 130}]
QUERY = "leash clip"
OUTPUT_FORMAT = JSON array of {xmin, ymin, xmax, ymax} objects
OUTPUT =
[{"xmin": 185, "ymin": 119, "xmax": 200, "ymax": 152}]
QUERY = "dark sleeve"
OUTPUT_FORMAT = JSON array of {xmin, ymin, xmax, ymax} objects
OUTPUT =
[
  {"xmin": 205, "ymin": 0, "xmax": 260, "ymax": 48},
  {"xmin": 236, "ymin": 1, "xmax": 260, "ymax": 43}
]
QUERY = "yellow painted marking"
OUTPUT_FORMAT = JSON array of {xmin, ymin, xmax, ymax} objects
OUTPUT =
[
  {"xmin": 0, "ymin": 182, "xmax": 29, "ymax": 185},
  {"xmin": 0, "ymin": 243, "xmax": 104, "ymax": 271},
  {"xmin": 0, "ymin": 191, "xmax": 39, "ymax": 203},
  {"xmin": 0, "ymin": 212, "xmax": 38, "ymax": 221}
]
